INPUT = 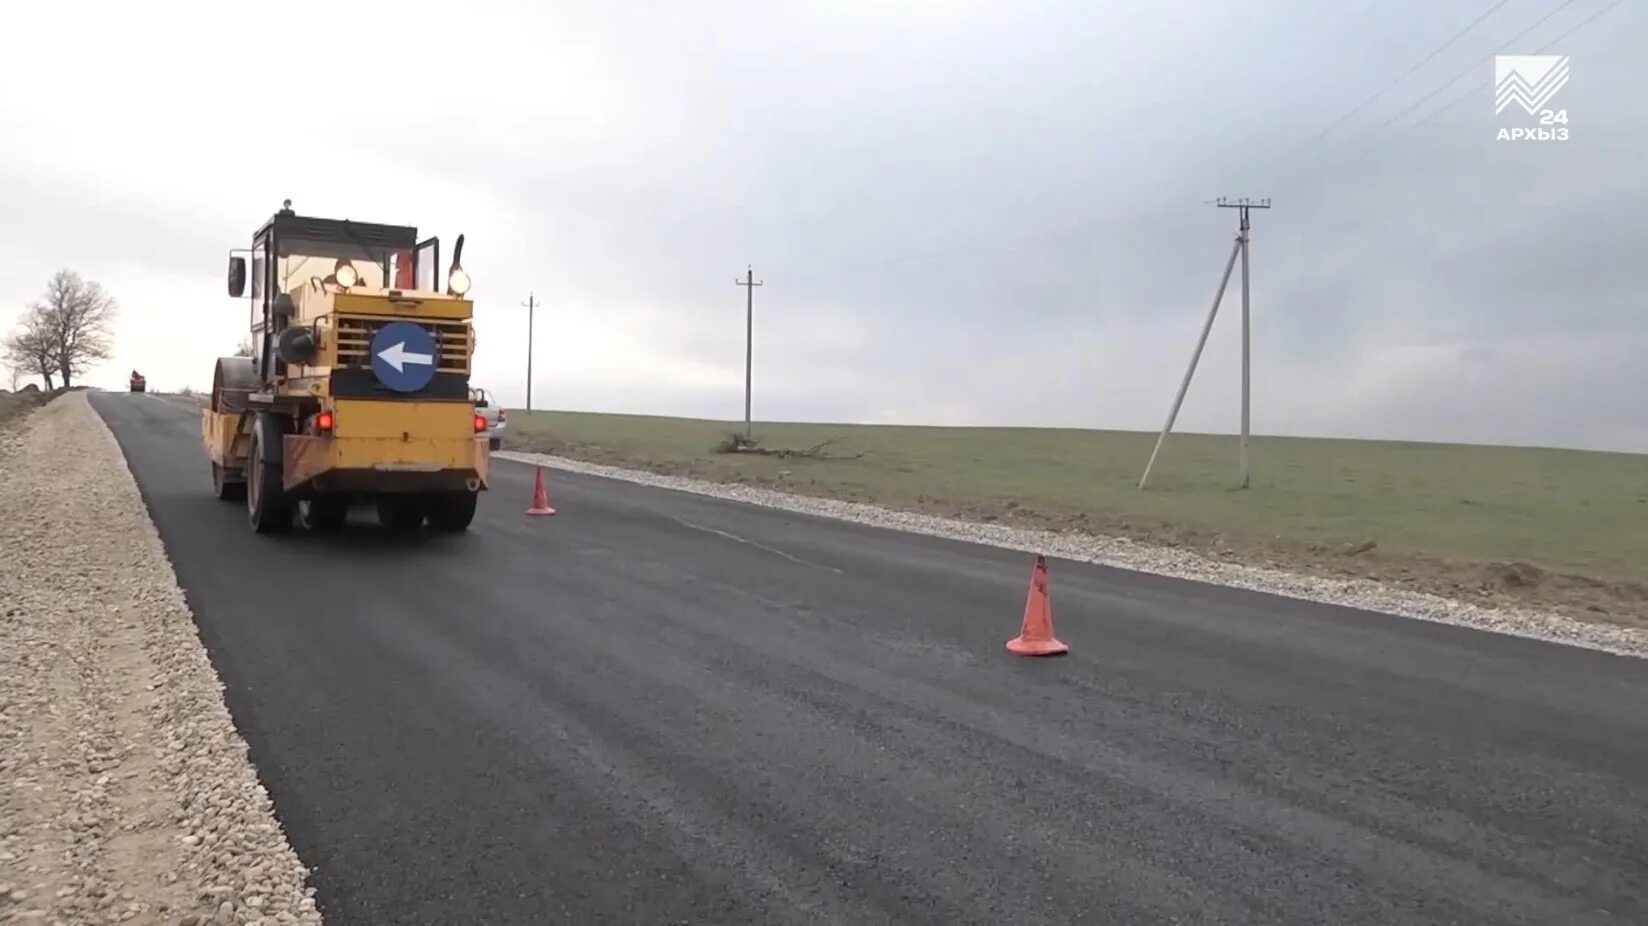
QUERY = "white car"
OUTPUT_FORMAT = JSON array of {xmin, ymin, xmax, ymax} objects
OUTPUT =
[{"xmin": 470, "ymin": 387, "xmax": 506, "ymax": 451}]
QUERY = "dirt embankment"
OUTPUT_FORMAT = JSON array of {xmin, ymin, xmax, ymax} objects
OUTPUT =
[
  {"xmin": 0, "ymin": 389, "xmax": 53, "ymax": 428},
  {"xmin": 0, "ymin": 393, "xmax": 322, "ymax": 925}
]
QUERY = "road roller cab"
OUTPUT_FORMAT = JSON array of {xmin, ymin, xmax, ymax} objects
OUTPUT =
[{"xmin": 202, "ymin": 199, "xmax": 489, "ymax": 534}]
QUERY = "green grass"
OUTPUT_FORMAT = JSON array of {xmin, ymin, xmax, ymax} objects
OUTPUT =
[{"xmin": 505, "ymin": 410, "xmax": 1648, "ymax": 586}]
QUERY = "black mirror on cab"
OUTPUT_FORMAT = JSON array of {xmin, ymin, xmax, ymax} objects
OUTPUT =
[
  {"xmin": 228, "ymin": 256, "xmax": 247, "ymax": 298},
  {"xmin": 445, "ymin": 234, "xmax": 472, "ymax": 297}
]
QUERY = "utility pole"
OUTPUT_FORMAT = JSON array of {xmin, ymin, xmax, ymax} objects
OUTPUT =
[
  {"xmin": 1223, "ymin": 197, "xmax": 1266, "ymax": 488},
  {"xmin": 1138, "ymin": 197, "xmax": 1269, "ymax": 491},
  {"xmin": 735, "ymin": 266, "xmax": 763, "ymax": 439},
  {"xmin": 521, "ymin": 292, "xmax": 537, "ymax": 412}
]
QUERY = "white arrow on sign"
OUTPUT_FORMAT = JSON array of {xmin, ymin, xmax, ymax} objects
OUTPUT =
[{"xmin": 377, "ymin": 341, "xmax": 434, "ymax": 373}]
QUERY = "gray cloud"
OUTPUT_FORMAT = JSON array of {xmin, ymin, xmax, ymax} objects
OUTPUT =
[{"xmin": 2, "ymin": 0, "xmax": 1644, "ymax": 451}]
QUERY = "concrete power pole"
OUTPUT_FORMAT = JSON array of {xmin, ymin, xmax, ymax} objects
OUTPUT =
[
  {"xmin": 1226, "ymin": 197, "xmax": 1266, "ymax": 489},
  {"xmin": 1138, "ymin": 197, "xmax": 1270, "ymax": 491},
  {"xmin": 521, "ymin": 293, "xmax": 537, "ymax": 412},
  {"xmin": 735, "ymin": 266, "xmax": 763, "ymax": 440}
]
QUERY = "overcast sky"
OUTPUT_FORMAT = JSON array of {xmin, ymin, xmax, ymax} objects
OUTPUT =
[{"xmin": 2, "ymin": 0, "xmax": 1643, "ymax": 452}]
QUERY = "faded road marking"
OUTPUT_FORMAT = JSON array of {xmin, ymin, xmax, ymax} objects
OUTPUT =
[{"xmin": 670, "ymin": 515, "xmax": 845, "ymax": 574}]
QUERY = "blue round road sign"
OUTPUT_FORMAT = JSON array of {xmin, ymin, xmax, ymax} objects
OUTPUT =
[{"xmin": 369, "ymin": 321, "xmax": 438, "ymax": 393}]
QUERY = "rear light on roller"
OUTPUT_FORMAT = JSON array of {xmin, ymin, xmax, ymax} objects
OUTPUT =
[
  {"xmin": 316, "ymin": 411, "xmax": 334, "ymax": 433},
  {"xmin": 474, "ymin": 414, "xmax": 487, "ymax": 433}
]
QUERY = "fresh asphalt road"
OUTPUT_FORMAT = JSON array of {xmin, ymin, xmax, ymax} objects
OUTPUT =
[{"xmin": 92, "ymin": 392, "xmax": 1648, "ymax": 925}]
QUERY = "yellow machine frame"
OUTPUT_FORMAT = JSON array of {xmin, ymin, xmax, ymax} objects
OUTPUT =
[{"xmin": 205, "ymin": 202, "xmax": 488, "ymax": 534}]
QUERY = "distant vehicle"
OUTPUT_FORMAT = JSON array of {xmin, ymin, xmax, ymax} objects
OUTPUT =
[
  {"xmin": 129, "ymin": 371, "xmax": 146, "ymax": 393},
  {"xmin": 471, "ymin": 387, "xmax": 504, "ymax": 451}
]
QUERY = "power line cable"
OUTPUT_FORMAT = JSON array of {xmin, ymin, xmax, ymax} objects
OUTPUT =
[
  {"xmin": 844, "ymin": 1, "xmax": 1621, "ymax": 272},
  {"xmin": 1245, "ymin": 1, "xmax": 1519, "ymax": 192},
  {"xmin": 1407, "ymin": 0, "xmax": 1628, "ymax": 128},
  {"xmin": 1282, "ymin": 0, "xmax": 1584, "ymax": 180},
  {"xmin": 1269, "ymin": 0, "xmax": 1625, "ymax": 200},
  {"xmin": 1283, "ymin": 0, "xmax": 1514, "ymax": 153},
  {"xmin": 1360, "ymin": 0, "xmax": 1581, "ymax": 129},
  {"xmin": 877, "ymin": 0, "xmax": 1629, "ymax": 277}
]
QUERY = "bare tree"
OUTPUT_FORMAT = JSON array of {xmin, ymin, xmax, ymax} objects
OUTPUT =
[
  {"xmin": 2, "ymin": 309, "xmax": 58, "ymax": 390},
  {"xmin": 31, "ymin": 269, "xmax": 117, "ymax": 388},
  {"xmin": 234, "ymin": 336, "xmax": 254, "ymax": 357}
]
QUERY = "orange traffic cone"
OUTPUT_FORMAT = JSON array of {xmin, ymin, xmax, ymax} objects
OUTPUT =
[
  {"xmin": 1007, "ymin": 555, "xmax": 1068, "ymax": 657},
  {"xmin": 525, "ymin": 466, "xmax": 557, "ymax": 516}
]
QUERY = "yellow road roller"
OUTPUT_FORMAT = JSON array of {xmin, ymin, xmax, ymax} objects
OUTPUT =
[{"xmin": 203, "ymin": 200, "xmax": 489, "ymax": 534}]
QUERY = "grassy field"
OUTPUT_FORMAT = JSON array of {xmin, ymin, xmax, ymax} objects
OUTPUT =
[{"xmin": 503, "ymin": 410, "xmax": 1648, "ymax": 625}]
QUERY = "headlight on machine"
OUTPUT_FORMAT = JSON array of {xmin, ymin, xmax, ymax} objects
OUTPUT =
[
  {"xmin": 447, "ymin": 268, "xmax": 471, "ymax": 296},
  {"xmin": 334, "ymin": 262, "xmax": 359, "ymax": 288}
]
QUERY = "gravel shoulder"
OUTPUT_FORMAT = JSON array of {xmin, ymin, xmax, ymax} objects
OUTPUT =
[
  {"xmin": 0, "ymin": 393, "xmax": 321, "ymax": 925},
  {"xmin": 497, "ymin": 449, "xmax": 1648, "ymax": 660}
]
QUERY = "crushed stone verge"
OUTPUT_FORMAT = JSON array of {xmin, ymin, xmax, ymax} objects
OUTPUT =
[
  {"xmin": 0, "ymin": 393, "xmax": 322, "ymax": 925},
  {"xmin": 496, "ymin": 449, "xmax": 1648, "ymax": 660}
]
